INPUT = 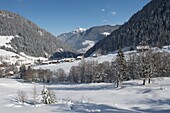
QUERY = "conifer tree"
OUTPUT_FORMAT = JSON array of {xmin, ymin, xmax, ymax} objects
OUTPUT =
[
  {"xmin": 115, "ymin": 48, "xmax": 127, "ymax": 87},
  {"xmin": 19, "ymin": 65, "xmax": 26, "ymax": 79}
]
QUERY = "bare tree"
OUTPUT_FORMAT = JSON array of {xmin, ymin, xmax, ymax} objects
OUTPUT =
[
  {"xmin": 32, "ymin": 84, "xmax": 39, "ymax": 106},
  {"xmin": 57, "ymin": 68, "xmax": 67, "ymax": 82},
  {"xmin": 69, "ymin": 66, "xmax": 80, "ymax": 83},
  {"xmin": 127, "ymin": 54, "xmax": 139, "ymax": 80},
  {"xmin": 17, "ymin": 90, "xmax": 28, "ymax": 105},
  {"xmin": 78, "ymin": 58, "xmax": 86, "ymax": 83}
]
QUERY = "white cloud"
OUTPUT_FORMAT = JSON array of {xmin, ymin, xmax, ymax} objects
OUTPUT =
[
  {"xmin": 102, "ymin": 19, "xmax": 107, "ymax": 23},
  {"xmin": 101, "ymin": 9, "xmax": 105, "ymax": 12},
  {"xmin": 110, "ymin": 11, "xmax": 117, "ymax": 16}
]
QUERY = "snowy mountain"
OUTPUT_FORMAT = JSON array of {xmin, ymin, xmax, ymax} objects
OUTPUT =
[
  {"xmin": 0, "ymin": 10, "xmax": 73, "ymax": 57},
  {"xmin": 85, "ymin": 0, "xmax": 170, "ymax": 57},
  {"xmin": 57, "ymin": 25, "xmax": 120, "ymax": 53}
]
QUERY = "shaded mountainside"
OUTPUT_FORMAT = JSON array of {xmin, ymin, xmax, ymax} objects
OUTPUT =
[
  {"xmin": 49, "ymin": 51, "xmax": 79, "ymax": 60},
  {"xmin": 0, "ymin": 10, "xmax": 73, "ymax": 57},
  {"xmin": 57, "ymin": 25, "xmax": 120, "ymax": 53},
  {"xmin": 85, "ymin": 0, "xmax": 170, "ymax": 57}
]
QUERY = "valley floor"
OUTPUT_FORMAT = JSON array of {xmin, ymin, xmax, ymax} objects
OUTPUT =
[{"xmin": 0, "ymin": 78, "xmax": 170, "ymax": 113}]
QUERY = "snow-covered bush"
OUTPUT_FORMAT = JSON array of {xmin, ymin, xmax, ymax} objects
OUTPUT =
[
  {"xmin": 32, "ymin": 84, "xmax": 39, "ymax": 106},
  {"xmin": 17, "ymin": 90, "xmax": 28, "ymax": 105}
]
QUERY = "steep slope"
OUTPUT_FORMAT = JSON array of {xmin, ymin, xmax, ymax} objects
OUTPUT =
[
  {"xmin": 0, "ymin": 10, "xmax": 73, "ymax": 57},
  {"xmin": 85, "ymin": 0, "xmax": 170, "ymax": 57},
  {"xmin": 57, "ymin": 25, "xmax": 120, "ymax": 53}
]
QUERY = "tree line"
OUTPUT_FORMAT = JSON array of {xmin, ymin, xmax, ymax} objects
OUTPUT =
[{"xmin": 20, "ymin": 49, "xmax": 170, "ymax": 87}]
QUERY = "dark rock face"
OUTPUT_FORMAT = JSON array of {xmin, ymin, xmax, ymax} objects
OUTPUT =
[
  {"xmin": 85, "ymin": 0, "xmax": 170, "ymax": 57},
  {"xmin": 0, "ymin": 10, "xmax": 73, "ymax": 57}
]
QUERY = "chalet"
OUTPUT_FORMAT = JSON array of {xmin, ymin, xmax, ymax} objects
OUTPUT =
[
  {"xmin": 92, "ymin": 54, "xmax": 98, "ymax": 58},
  {"xmin": 41, "ymin": 61, "xmax": 50, "ymax": 65},
  {"xmin": 16, "ymin": 59, "xmax": 25, "ymax": 66},
  {"xmin": 49, "ymin": 60, "xmax": 60, "ymax": 64},
  {"xmin": 63, "ymin": 58, "xmax": 75, "ymax": 62},
  {"xmin": 136, "ymin": 42, "xmax": 150, "ymax": 52},
  {"xmin": 76, "ymin": 56, "xmax": 84, "ymax": 60},
  {"xmin": 6, "ymin": 71, "xmax": 14, "ymax": 78},
  {"xmin": 136, "ymin": 45, "xmax": 149, "ymax": 52}
]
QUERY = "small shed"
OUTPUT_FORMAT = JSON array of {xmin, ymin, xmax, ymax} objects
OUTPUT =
[{"xmin": 136, "ymin": 45, "xmax": 149, "ymax": 52}]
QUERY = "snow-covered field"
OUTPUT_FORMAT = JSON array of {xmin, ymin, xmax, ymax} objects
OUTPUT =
[
  {"xmin": 33, "ymin": 51, "xmax": 133, "ymax": 73},
  {"xmin": 0, "ymin": 77, "xmax": 170, "ymax": 113},
  {"xmin": 33, "ymin": 53, "xmax": 117, "ymax": 73},
  {"xmin": 1, "ymin": 45, "xmax": 170, "ymax": 113}
]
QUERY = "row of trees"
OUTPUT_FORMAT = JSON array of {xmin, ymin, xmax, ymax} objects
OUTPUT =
[
  {"xmin": 20, "ymin": 65, "xmax": 67, "ymax": 83},
  {"xmin": 69, "ymin": 49, "xmax": 170, "ymax": 87},
  {"xmin": 20, "ymin": 49, "xmax": 170, "ymax": 87}
]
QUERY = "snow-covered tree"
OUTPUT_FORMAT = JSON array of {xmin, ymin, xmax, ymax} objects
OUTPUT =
[{"xmin": 41, "ymin": 86, "xmax": 56, "ymax": 104}]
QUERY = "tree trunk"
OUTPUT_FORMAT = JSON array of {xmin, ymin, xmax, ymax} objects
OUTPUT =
[
  {"xmin": 148, "ymin": 78, "xmax": 151, "ymax": 84},
  {"xmin": 117, "ymin": 79, "xmax": 119, "ymax": 88},
  {"xmin": 143, "ymin": 79, "xmax": 146, "ymax": 85}
]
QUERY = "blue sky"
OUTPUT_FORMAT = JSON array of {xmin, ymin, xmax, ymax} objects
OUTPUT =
[{"xmin": 0, "ymin": 0, "xmax": 150, "ymax": 36}]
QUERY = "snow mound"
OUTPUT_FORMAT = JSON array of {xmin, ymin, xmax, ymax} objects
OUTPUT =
[
  {"xmin": 78, "ymin": 40, "xmax": 95, "ymax": 53},
  {"xmin": 74, "ymin": 27, "xmax": 86, "ymax": 33},
  {"xmin": 101, "ymin": 32, "xmax": 110, "ymax": 36},
  {"xmin": 0, "ymin": 36, "xmax": 15, "ymax": 48}
]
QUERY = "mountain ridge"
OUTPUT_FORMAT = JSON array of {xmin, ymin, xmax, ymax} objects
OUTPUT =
[
  {"xmin": 84, "ymin": 0, "xmax": 170, "ymax": 57},
  {"xmin": 0, "ymin": 10, "xmax": 73, "ymax": 57}
]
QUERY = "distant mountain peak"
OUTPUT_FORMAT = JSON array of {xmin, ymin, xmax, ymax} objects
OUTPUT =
[
  {"xmin": 73, "ymin": 27, "xmax": 87, "ymax": 33},
  {"xmin": 57, "ymin": 25, "xmax": 120, "ymax": 53}
]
